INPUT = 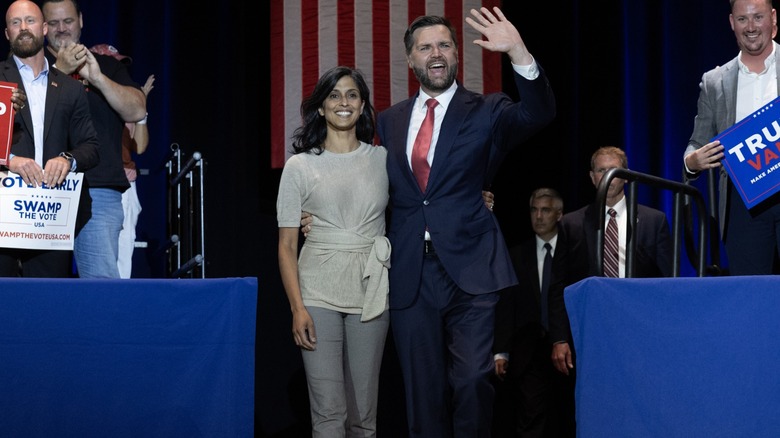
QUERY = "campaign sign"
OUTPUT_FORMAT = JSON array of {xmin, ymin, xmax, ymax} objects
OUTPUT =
[
  {"xmin": 0, "ymin": 171, "xmax": 83, "ymax": 250},
  {"xmin": 0, "ymin": 81, "xmax": 16, "ymax": 166},
  {"xmin": 716, "ymin": 96, "xmax": 780, "ymax": 209}
]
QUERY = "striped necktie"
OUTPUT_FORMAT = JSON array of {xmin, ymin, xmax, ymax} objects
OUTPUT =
[{"xmin": 604, "ymin": 208, "xmax": 619, "ymax": 278}]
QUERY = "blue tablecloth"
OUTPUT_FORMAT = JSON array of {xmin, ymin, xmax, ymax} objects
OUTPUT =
[
  {"xmin": 0, "ymin": 277, "xmax": 257, "ymax": 437},
  {"xmin": 565, "ymin": 276, "xmax": 780, "ymax": 437}
]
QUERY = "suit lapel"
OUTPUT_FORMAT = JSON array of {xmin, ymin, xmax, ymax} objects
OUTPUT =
[
  {"xmin": 427, "ymin": 86, "xmax": 473, "ymax": 192},
  {"xmin": 44, "ymin": 69, "xmax": 66, "ymax": 146},
  {"xmin": 627, "ymin": 206, "xmax": 636, "ymax": 244},
  {"xmin": 721, "ymin": 59, "xmax": 738, "ymax": 127},
  {"xmin": 775, "ymin": 41, "xmax": 780, "ymax": 98},
  {"xmin": 386, "ymin": 98, "xmax": 420, "ymax": 191},
  {"xmin": 525, "ymin": 241, "xmax": 541, "ymax": 295},
  {"xmin": 583, "ymin": 203, "xmax": 600, "ymax": 253}
]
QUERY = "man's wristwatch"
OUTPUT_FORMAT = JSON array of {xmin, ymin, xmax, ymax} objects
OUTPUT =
[{"xmin": 59, "ymin": 151, "xmax": 74, "ymax": 168}]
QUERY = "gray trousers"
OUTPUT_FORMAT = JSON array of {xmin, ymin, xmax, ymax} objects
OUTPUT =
[{"xmin": 302, "ymin": 306, "xmax": 389, "ymax": 438}]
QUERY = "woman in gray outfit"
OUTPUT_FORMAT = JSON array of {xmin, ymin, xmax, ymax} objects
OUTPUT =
[{"xmin": 277, "ymin": 66, "xmax": 390, "ymax": 438}]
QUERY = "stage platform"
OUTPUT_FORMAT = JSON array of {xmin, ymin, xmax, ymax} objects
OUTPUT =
[
  {"xmin": 565, "ymin": 276, "xmax": 780, "ymax": 437},
  {"xmin": 0, "ymin": 277, "xmax": 257, "ymax": 437}
]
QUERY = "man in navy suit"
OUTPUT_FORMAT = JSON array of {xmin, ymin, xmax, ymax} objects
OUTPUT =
[
  {"xmin": 559, "ymin": 146, "xmax": 673, "ymax": 281},
  {"xmin": 376, "ymin": 7, "xmax": 555, "ymax": 437},
  {"xmin": 552, "ymin": 146, "xmax": 673, "ymax": 381},
  {"xmin": 492, "ymin": 188, "xmax": 576, "ymax": 437}
]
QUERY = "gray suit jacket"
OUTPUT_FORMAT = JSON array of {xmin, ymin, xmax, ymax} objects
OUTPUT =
[{"xmin": 684, "ymin": 41, "xmax": 780, "ymax": 239}]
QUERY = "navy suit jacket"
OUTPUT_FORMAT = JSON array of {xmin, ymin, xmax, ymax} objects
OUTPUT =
[
  {"xmin": 560, "ymin": 201, "xmax": 673, "ymax": 281},
  {"xmin": 546, "ymin": 225, "xmax": 588, "ymax": 346},
  {"xmin": 0, "ymin": 58, "xmax": 100, "ymax": 230},
  {"xmin": 377, "ymin": 68, "xmax": 555, "ymax": 310},
  {"xmin": 549, "ymin": 204, "xmax": 672, "ymax": 347},
  {"xmin": 494, "ymin": 233, "xmax": 568, "ymax": 372}
]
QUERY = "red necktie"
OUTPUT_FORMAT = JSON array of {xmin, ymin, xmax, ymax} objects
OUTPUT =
[
  {"xmin": 412, "ymin": 98, "xmax": 438, "ymax": 192},
  {"xmin": 604, "ymin": 208, "xmax": 619, "ymax": 278}
]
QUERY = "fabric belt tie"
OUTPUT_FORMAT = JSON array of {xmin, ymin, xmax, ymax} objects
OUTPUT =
[{"xmin": 305, "ymin": 229, "xmax": 391, "ymax": 321}]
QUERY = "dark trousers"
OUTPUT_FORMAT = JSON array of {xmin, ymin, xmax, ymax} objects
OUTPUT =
[
  {"xmin": 391, "ymin": 251, "xmax": 498, "ymax": 438},
  {"xmin": 725, "ymin": 183, "xmax": 780, "ymax": 275},
  {"xmin": 492, "ymin": 330, "xmax": 576, "ymax": 438}
]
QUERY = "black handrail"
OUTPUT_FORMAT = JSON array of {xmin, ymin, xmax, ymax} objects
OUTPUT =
[
  {"xmin": 594, "ymin": 168, "xmax": 708, "ymax": 277},
  {"xmin": 681, "ymin": 168, "xmax": 724, "ymax": 276}
]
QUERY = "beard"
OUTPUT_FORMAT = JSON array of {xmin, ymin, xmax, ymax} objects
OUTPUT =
[
  {"xmin": 412, "ymin": 61, "xmax": 458, "ymax": 93},
  {"xmin": 11, "ymin": 31, "xmax": 44, "ymax": 58}
]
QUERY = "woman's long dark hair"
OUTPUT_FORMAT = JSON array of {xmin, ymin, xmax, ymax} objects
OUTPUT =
[{"xmin": 290, "ymin": 66, "xmax": 376, "ymax": 155}]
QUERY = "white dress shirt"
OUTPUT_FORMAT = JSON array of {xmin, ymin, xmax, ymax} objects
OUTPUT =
[{"xmin": 605, "ymin": 197, "xmax": 628, "ymax": 278}]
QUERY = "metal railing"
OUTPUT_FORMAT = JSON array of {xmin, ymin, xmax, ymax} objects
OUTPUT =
[
  {"xmin": 594, "ymin": 167, "xmax": 708, "ymax": 277},
  {"xmin": 166, "ymin": 143, "xmax": 206, "ymax": 278},
  {"xmin": 681, "ymin": 168, "xmax": 725, "ymax": 276}
]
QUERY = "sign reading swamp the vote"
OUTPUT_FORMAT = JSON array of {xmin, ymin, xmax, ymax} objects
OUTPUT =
[
  {"xmin": 717, "ymin": 96, "xmax": 780, "ymax": 209},
  {"xmin": 0, "ymin": 171, "xmax": 83, "ymax": 250}
]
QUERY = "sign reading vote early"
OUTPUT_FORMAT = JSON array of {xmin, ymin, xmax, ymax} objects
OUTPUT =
[
  {"xmin": 0, "ymin": 171, "xmax": 83, "ymax": 250},
  {"xmin": 716, "ymin": 96, "xmax": 780, "ymax": 209}
]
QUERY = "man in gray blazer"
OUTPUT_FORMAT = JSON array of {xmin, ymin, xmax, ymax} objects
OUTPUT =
[{"xmin": 683, "ymin": 0, "xmax": 780, "ymax": 275}]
